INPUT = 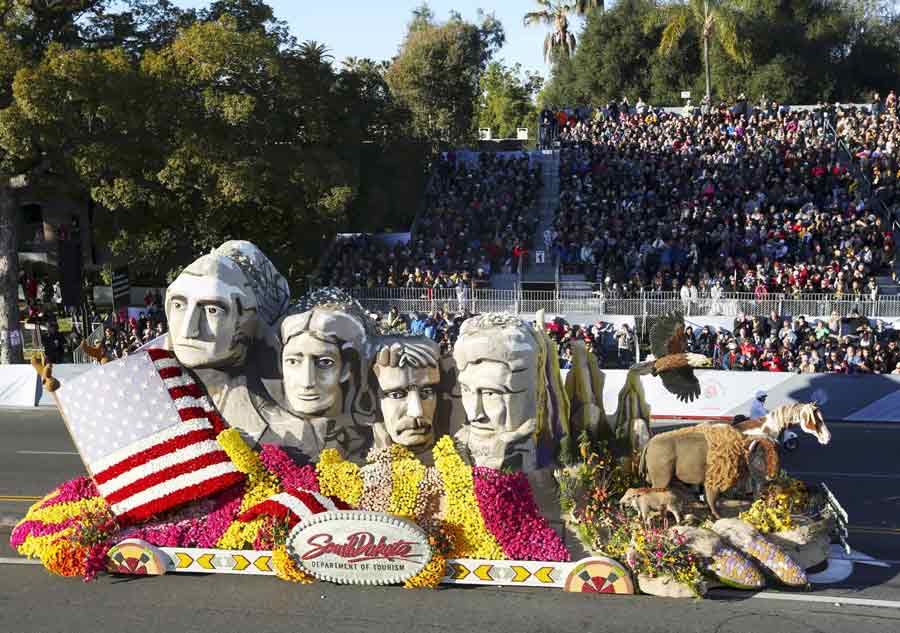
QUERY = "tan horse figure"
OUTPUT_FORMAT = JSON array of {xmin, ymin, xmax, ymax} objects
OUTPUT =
[{"xmin": 732, "ymin": 402, "xmax": 831, "ymax": 446}]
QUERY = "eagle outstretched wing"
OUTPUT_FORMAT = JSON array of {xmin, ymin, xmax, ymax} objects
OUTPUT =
[
  {"xmin": 659, "ymin": 365, "xmax": 702, "ymax": 403},
  {"xmin": 650, "ymin": 312, "xmax": 688, "ymax": 359}
]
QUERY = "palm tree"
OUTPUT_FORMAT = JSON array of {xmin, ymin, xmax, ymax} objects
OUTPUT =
[
  {"xmin": 524, "ymin": 1, "xmax": 577, "ymax": 63},
  {"xmin": 573, "ymin": 0, "xmax": 604, "ymax": 14},
  {"xmin": 298, "ymin": 40, "xmax": 334, "ymax": 67},
  {"xmin": 652, "ymin": 0, "xmax": 745, "ymax": 101}
]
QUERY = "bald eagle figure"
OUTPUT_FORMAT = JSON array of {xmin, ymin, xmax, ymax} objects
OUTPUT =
[{"xmin": 630, "ymin": 312, "xmax": 711, "ymax": 402}]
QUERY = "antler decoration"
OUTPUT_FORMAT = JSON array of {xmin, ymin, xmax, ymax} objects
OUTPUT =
[
  {"xmin": 31, "ymin": 355, "xmax": 60, "ymax": 392},
  {"xmin": 80, "ymin": 340, "xmax": 110, "ymax": 365}
]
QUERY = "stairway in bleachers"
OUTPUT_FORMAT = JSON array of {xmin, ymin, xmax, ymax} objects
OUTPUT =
[
  {"xmin": 489, "ymin": 273, "xmax": 519, "ymax": 290},
  {"xmin": 524, "ymin": 150, "xmax": 567, "ymax": 283}
]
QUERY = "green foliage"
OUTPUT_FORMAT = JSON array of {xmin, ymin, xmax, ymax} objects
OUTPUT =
[
  {"xmin": 387, "ymin": 8, "xmax": 504, "ymax": 147},
  {"xmin": 547, "ymin": 0, "xmax": 900, "ymax": 105},
  {"xmin": 558, "ymin": 434, "xmax": 575, "ymax": 467},
  {"xmin": 524, "ymin": 1, "xmax": 578, "ymax": 63},
  {"xmin": 477, "ymin": 61, "xmax": 542, "ymax": 139},
  {"xmin": 0, "ymin": 2, "xmax": 427, "ymax": 289}
]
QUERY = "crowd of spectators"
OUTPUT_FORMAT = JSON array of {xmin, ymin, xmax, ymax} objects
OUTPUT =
[
  {"xmin": 97, "ymin": 313, "xmax": 168, "ymax": 362},
  {"xmin": 375, "ymin": 306, "xmax": 469, "ymax": 356},
  {"xmin": 372, "ymin": 306, "xmax": 637, "ymax": 369},
  {"xmin": 686, "ymin": 310, "xmax": 900, "ymax": 374},
  {"xmin": 548, "ymin": 97, "xmax": 897, "ymax": 299},
  {"xmin": 544, "ymin": 318, "xmax": 636, "ymax": 369},
  {"xmin": 315, "ymin": 152, "xmax": 541, "ymax": 288}
]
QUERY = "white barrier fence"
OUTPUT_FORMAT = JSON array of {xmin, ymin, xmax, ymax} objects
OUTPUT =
[{"xmin": 335, "ymin": 286, "xmax": 900, "ymax": 319}]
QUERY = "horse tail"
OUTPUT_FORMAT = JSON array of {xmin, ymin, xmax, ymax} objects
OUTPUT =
[{"xmin": 638, "ymin": 443, "xmax": 649, "ymax": 481}]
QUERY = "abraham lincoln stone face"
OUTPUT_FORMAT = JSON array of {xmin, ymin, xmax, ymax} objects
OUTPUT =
[{"xmin": 452, "ymin": 314, "xmax": 542, "ymax": 471}]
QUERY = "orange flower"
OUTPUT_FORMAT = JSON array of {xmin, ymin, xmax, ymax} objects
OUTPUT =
[{"xmin": 43, "ymin": 539, "xmax": 88, "ymax": 577}]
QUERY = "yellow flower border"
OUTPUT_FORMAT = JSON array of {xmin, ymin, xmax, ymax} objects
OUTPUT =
[
  {"xmin": 388, "ymin": 448, "xmax": 425, "ymax": 520},
  {"xmin": 216, "ymin": 428, "xmax": 281, "ymax": 549},
  {"xmin": 404, "ymin": 553, "xmax": 446, "ymax": 589},
  {"xmin": 272, "ymin": 545, "xmax": 315, "ymax": 584},
  {"xmin": 316, "ymin": 448, "xmax": 363, "ymax": 506},
  {"xmin": 433, "ymin": 436, "xmax": 503, "ymax": 560},
  {"xmin": 16, "ymin": 496, "xmax": 109, "ymax": 561}
]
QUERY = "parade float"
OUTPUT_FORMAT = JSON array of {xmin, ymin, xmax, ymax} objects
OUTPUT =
[{"xmin": 11, "ymin": 241, "xmax": 846, "ymax": 597}]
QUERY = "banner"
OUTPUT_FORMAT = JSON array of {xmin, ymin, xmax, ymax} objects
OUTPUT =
[
  {"xmin": 591, "ymin": 370, "xmax": 900, "ymax": 422},
  {"xmin": 0, "ymin": 365, "xmax": 39, "ymax": 408}
]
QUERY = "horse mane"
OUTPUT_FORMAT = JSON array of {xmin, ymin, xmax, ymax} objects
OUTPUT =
[{"xmin": 766, "ymin": 402, "xmax": 816, "ymax": 432}]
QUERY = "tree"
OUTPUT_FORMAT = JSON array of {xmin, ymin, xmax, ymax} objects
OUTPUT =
[
  {"xmin": 574, "ymin": 0, "xmax": 604, "ymax": 15},
  {"xmin": 298, "ymin": 40, "xmax": 334, "ymax": 67},
  {"xmin": 0, "ymin": 0, "xmax": 115, "ymax": 364},
  {"xmin": 524, "ymin": 1, "xmax": 578, "ymax": 63},
  {"xmin": 409, "ymin": 2, "xmax": 436, "ymax": 32},
  {"xmin": 202, "ymin": 0, "xmax": 294, "ymax": 46},
  {"xmin": 651, "ymin": 0, "xmax": 746, "ymax": 100},
  {"xmin": 566, "ymin": 0, "xmax": 665, "ymax": 104},
  {"xmin": 80, "ymin": 0, "xmax": 198, "ymax": 56},
  {"xmin": 386, "ymin": 9, "xmax": 504, "ymax": 147},
  {"xmin": 478, "ymin": 62, "xmax": 542, "ymax": 139}
]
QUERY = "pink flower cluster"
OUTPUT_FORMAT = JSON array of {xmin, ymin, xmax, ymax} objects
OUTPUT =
[
  {"xmin": 9, "ymin": 518, "xmax": 78, "ymax": 550},
  {"xmin": 259, "ymin": 445, "xmax": 320, "ymax": 492},
  {"xmin": 121, "ymin": 483, "xmax": 245, "ymax": 548},
  {"xmin": 39, "ymin": 477, "xmax": 98, "ymax": 508},
  {"xmin": 83, "ymin": 541, "xmax": 112, "ymax": 582},
  {"xmin": 472, "ymin": 467, "xmax": 569, "ymax": 562}
]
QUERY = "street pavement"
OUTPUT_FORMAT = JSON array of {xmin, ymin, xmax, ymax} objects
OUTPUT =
[{"xmin": 1, "ymin": 407, "xmax": 899, "ymax": 633}]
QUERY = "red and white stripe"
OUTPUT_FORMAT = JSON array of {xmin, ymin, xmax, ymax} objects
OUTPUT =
[
  {"xmin": 238, "ymin": 488, "xmax": 350, "ymax": 528},
  {"xmin": 92, "ymin": 349, "xmax": 241, "ymax": 524}
]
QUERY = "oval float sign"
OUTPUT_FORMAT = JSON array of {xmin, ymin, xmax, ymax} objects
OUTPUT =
[{"xmin": 286, "ymin": 510, "xmax": 432, "ymax": 585}]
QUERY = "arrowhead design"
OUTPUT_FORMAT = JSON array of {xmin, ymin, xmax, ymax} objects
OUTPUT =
[
  {"xmin": 452, "ymin": 563, "xmax": 470, "ymax": 580},
  {"xmin": 474, "ymin": 564, "xmax": 494, "ymax": 581},
  {"xmin": 174, "ymin": 552, "xmax": 193, "ymax": 569},
  {"xmin": 534, "ymin": 566, "xmax": 556, "ymax": 583},
  {"xmin": 253, "ymin": 555, "xmax": 272, "ymax": 572},
  {"xmin": 196, "ymin": 553, "xmax": 215, "ymax": 570},
  {"xmin": 510, "ymin": 565, "xmax": 531, "ymax": 583},
  {"xmin": 232, "ymin": 554, "xmax": 250, "ymax": 571}
]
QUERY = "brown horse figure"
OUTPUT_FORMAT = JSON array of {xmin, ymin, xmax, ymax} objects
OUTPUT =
[{"xmin": 732, "ymin": 402, "xmax": 831, "ymax": 445}]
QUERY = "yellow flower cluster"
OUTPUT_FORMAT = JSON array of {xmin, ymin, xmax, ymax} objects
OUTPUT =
[
  {"xmin": 432, "ymin": 436, "xmax": 503, "ymax": 560},
  {"xmin": 404, "ymin": 553, "xmax": 446, "ymax": 589},
  {"xmin": 16, "ymin": 496, "xmax": 109, "ymax": 561},
  {"xmin": 272, "ymin": 545, "xmax": 315, "ymax": 584},
  {"xmin": 316, "ymin": 448, "xmax": 363, "ymax": 506},
  {"xmin": 388, "ymin": 449, "xmax": 425, "ymax": 520},
  {"xmin": 740, "ymin": 494, "xmax": 795, "ymax": 533},
  {"xmin": 739, "ymin": 477, "xmax": 808, "ymax": 534},
  {"xmin": 216, "ymin": 428, "xmax": 280, "ymax": 549}
]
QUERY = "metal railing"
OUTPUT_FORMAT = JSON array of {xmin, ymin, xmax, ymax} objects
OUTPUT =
[
  {"xmin": 71, "ymin": 322, "xmax": 105, "ymax": 364},
  {"xmin": 331, "ymin": 286, "xmax": 900, "ymax": 319}
]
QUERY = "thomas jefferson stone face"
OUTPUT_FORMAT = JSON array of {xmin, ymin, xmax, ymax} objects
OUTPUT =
[
  {"xmin": 165, "ymin": 255, "xmax": 257, "ymax": 369},
  {"xmin": 375, "ymin": 364, "xmax": 440, "ymax": 448},
  {"xmin": 281, "ymin": 331, "xmax": 349, "ymax": 417}
]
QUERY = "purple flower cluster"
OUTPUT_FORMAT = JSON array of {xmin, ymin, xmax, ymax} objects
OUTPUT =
[{"xmin": 121, "ymin": 483, "xmax": 245, "ymax": 548}]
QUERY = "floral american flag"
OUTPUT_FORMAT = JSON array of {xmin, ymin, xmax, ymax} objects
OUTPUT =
[
  {"xmin": 237, "ymin": 488, "xmax": 350, "ymax": 529},
  {"xmin": 54, "ymin": 348, "xmax": 244, "ymax": 525}
]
